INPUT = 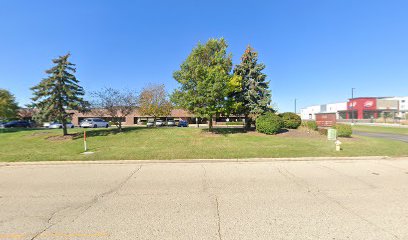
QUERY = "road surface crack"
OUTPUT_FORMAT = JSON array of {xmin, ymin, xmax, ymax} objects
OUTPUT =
[
  {"xmin": 29, "ymin": 165, "xmax": 143, "ymax": 239},
  {"xmin": 279, "ymin": 166, "xmax": 399, "ymax": 239},
  {"xmin": 215, "ymin": 195, "xmax": 222, "ymax": 240}
]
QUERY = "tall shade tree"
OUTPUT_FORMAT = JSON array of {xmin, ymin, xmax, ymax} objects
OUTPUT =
[
  {"xmin": 138, "ymin": 84, "xmax": 172, "ymax": 125},
  {"xmin": 172, "ymin": 38, "xmax": 232, "ymax": 131},
  {"xmin": 233, "ymin": 46, "xmax": 272, "ymax": 129},
  {"xmin": 31, "ymin": 53, "xmax": 89, "ymax": 135},
  {"xmin": 91, "ymin": 87, "xmax": 138, "ymax": 131},
  {"xmin": 0, "ymin": 89, "xmax": 19, "ymax": 120}
]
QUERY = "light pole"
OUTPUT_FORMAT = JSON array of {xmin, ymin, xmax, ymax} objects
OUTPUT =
[
  {"xmin": 294, "ymin": 98, "xmax": 297, "ymax": 114},
  {"xmin": 351, "ymin": 88, "xmax": 355, "ymax": 123}
]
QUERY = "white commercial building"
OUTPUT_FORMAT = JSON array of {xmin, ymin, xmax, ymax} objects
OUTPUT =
[
  {"xmin": 383, "ymin": 96, "xmax": 408, "ymax": 118},
  {"xmin": 300, "ymin": 102, "xmax": 347, "ymax": 120}
]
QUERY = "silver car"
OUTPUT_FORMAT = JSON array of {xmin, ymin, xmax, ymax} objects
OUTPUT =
[
  {"xmin": 167, "ymin": 120, "xmax": 176, "ymax": 126},
  {"xmin": 80, "ymin": 118, "xmax": 109, "ymax": 128},
  {"xmin": 155, "ymin": 120, "xmax": 165, "ymax": 126},
  {"xmin": 49, "ymin": 122, "xmax": 75, "ymax": 129},
  {"xmin": 146, "ymin": 121, "xmax": 154, "ymax": 127}
]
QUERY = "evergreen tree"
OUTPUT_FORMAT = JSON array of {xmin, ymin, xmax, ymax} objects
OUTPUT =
[
  {"xmin": 233, "ymin": 46, "xmax": 271, "ymax": 129},
  {"xmin": 0, "ymin": 89, "xmax": 19, "ymax": 121},
  {"xmin": 31, "ymin": 53, "xmax": 89, "ymax": 135},
  {"xmin": 172, "ymin": 38, "xmax": 232, "ymax": 131}
]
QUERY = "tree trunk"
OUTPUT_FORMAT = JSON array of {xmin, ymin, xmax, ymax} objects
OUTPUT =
[
  {"xmin": 61, "ymin": 118, "xmax": 68, "ymax": 136},
  {"xmin": 208, "ymin": 115, "xmax": 213, "ymax": 132},
  {"xmin": 244, "ymin": 115, "xmax": 251, "ymax": 130},
  {"xmin": 119, "ymin": 121, "xmax": 122, "ymax": 131}
]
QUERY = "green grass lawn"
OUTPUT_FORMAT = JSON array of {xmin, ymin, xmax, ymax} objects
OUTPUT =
[
  {"xmin": 0, "ymin": 127, "xmax": 407, "ymax": 162},
  {"xmin": 352, "ymin": 125, "xmax": 408, "ymax": 135}
]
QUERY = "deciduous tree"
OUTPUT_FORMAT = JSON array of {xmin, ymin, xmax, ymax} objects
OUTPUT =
[
  {"xmin": 91, "ymin": 88, "xmax": 138, "ymax": 131},
  {"xmin": 138, "ymin": 84, "xmax": 172, "ymax": 125},
  {"xmin": 172, "ymin": 38, "xmax": 232, "ymax": 131},
  {"xmin": 0, "ymin": 89, "xmax": 19, "ymax": 121}
]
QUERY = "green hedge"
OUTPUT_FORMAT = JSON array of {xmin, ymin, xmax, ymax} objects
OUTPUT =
[
  {"xmin": 333, "ymin": 124, "xmax": 352, "ymax": 137},
  {"xmin": 279, "ymin": 112, "xmax": 301, "ymax": 129},
  {"xmin": 226, "ymin": 122, "xmax": 243, "ymax": 125},
  {"xmin": 256, "ymin": 112, "xmax": 284, "ymax": 135}
]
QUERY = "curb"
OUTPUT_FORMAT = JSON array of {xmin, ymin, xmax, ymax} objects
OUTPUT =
[{"xmin": 2, "ymin": 156, "xmax": 408, "ymax": 166}]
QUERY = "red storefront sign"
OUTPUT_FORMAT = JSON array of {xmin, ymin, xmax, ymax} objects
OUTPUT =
[{"xmin": 347, "ymin": 97, "xmax": 377, "ymax": 119}]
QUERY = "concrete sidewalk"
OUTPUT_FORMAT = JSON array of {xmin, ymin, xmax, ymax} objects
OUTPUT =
[{"xmin": 1, "ymin": 158, "xmax": 408, "ymax": 239}]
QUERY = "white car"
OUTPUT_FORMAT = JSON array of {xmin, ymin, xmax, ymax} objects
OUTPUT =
[
  {"xmin": 80, "ymin": 118, "xmax": 109, "ymax": 128},
  {"xmin": 146, "ymin": 121, "xmax": 154, "ymax": 127},
  {"xmin": 155, "ymin": 120, "xmax": 165, "ymax": 126},
  {"xmin": 49, "ymin": 122, "xmax": 75, "ymax": 129},
  {"xmin": 167, "ymin": 120, "xmax": 176, "ymax": 126}
]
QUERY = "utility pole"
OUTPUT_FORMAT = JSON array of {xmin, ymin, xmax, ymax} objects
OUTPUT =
[
  {"xmin": 351, "ymin": 88, "xmax": 355, "ymax": 123},
  {"xmin": 294, "ymin": 98, "xmax": 297, "ymax": 113}
]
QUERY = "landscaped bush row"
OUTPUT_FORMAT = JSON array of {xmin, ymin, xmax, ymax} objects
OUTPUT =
[{"xmin": 226, "ymin": 122, "xmax": 244, "ymax": 125}]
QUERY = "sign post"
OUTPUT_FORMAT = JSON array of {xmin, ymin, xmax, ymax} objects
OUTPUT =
[{"xmin": 84, "ymin": 130, "xmax": 87, "ymax": 152}]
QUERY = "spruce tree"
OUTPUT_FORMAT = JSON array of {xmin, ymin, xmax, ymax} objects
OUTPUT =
[
  {"xmin": 31, "ymin": 53, "xmax": 89, "ymax": 135},
  {"xmin": 233, "ymin": 46, "xmax": 271, "ymax": 129}
]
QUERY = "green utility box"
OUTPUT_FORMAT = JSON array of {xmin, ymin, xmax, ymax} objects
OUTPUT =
[{"xmin": 327, "ymin": 129, "xmax": 337, "ymax": 141}]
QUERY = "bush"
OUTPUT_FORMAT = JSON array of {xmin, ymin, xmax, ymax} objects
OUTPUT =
[
  {"xmin": 256, "ymin": 112, "xmax": 284, "ymax": 135},
  {"xmin": 302, "ymin": 120, "xmax": 318, "ymax": 131},
  {"xmin": 333, "ymin": 124, "xmax": 352, "ymax": 137},
  {"xmin": 318, "ymin": 128, "xmax": 328, "ymax": 136},
  {"xmin": 279, "ymin": 112, "xmax": 301, "ymax": 129}
]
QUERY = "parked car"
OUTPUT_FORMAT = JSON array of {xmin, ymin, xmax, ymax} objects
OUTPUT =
[
  {"xmin": 146, "ymin": 120, "xmax": 154, "ymax": 127},
  {"xmin": 178, "ymin": 120, "xmax": 189, "ymax": 127},
  {"xmin": 155, "ymin": 120, "xmax": 165, "ymax": 126},
  {"xmin": 49, "ymin": 122, "xmax": 75, "ymax": 129},
  {"xmin": 167, "ymin": 120, "xmax": 176, "ymax": 126},
  {"xmin": 0, "ymin": 120, "xmax": 31, "ymax": 128},
  {"xmin": 80, "ymin": 118, "xmax": 109, "ymax": 128}
]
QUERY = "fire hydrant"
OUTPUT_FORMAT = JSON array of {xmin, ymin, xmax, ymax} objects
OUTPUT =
[{"xmin": 335, "ymin": 140, "xmax": 342, "ymax": 151}]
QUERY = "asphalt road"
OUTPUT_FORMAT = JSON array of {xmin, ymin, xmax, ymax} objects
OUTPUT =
[
  {"xmin": 353, "ymin": 130, "xmax": 408, "ymax": 143},
  {"xmin": 1, "ymin": 159, "xmax": 408, "ymax": 239}
]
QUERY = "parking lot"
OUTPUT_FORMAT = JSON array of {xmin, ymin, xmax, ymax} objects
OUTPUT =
[{"xmin": 1, "ymin": 158, "xmax": 408, "ymax": 239}]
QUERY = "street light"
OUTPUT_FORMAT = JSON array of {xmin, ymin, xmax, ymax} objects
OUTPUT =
[
  {"xmin": 294, "ymin": 98, "xmax": 297, "ymax": 114},
  {"xmin": 351, "ymin": 88, "xmax": 355, "ymax": 123}
]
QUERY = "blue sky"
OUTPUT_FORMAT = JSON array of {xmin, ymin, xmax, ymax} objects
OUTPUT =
[{"xmin": 1, "ymin": 0, "xmax": 407, "ymax": 112}]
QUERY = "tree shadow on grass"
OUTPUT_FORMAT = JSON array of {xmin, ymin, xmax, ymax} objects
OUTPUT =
[
  {"xmin": 0, "ymin": 128, "xmax": 46, "ymax": 134},
  {"xmin": 72, "ymin": 126, "xmax": 147, "ymax": 139}
]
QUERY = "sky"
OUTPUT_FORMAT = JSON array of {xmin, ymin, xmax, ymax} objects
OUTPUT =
[{"xmin": 0, "ymin": 0, "xmax": 407, "ymax": 112}]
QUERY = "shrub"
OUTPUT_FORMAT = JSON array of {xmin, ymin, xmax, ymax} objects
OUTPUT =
[
  {"xmin": 333, "ymin": 124, "xmax": 352, "ymax": 137},
  {"xmin": 226, "ymin": 122, "xmax": 243, "ymax": 126},
  {"xmin": 256, "ymin": 112, "xmax": 284, "ymax": 135},
  {"xmin": 302, "ymin": 120, "xmax": 318, "ymax": 131},
  {"xmin": 279, "ymin": 112, "xmax": 301, "ymax": 129},
  {"xmin": 318, "ymin": 128, "xmax": 328, "ymax": 136}
]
